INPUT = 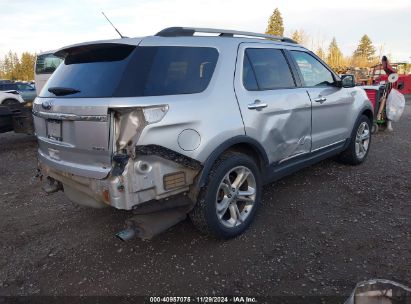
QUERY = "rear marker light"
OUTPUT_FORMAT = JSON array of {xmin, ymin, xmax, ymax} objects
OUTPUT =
[{"xmin": 103, "ymin": 190, "xmax": 110, "ymax": 204}]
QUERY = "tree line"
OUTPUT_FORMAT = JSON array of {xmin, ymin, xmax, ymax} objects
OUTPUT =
[
  {"xmin": 0, "ymin": 51, "xmax": 36, "ymax": 81},
  {"xmin": 0, "ymin": 10, "xmax": 402, "ymax": 80},
  {"xmin": 266, "ymin": 8, "xmax": 381, "ymax": 73}
]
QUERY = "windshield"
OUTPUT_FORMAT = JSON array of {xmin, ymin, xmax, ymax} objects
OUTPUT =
[{"xmin": 40, "ymin": 44, "xmax": 219, "ymax": 98}]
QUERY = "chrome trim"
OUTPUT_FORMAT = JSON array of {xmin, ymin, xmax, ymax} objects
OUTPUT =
[
  {"xmin": 248, "ymin": 100, "xmax": 268, "ymax": 110},
  {"xmin": 33, "ymin": 110, "xmax": 108, "ymax": 122},
  {"xmin": 278, "ymin": 151, "xmax": 309, "ymax": 164},
  {"xmin": 311, "ymin": 139, "xmax": 346, "ymax": 153},
  {"xmin": 314, "ymin": 97, "xmax": 327, "ymax": 103},
  {"xmin": 37, "ymin": 136, "xmax": 75, "ymax": 148}
]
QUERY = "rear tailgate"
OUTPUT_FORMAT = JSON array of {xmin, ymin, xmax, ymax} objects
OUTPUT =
[
  {"xmin": 33, "ymin": 41, "xmax": 142, "ymax": 179},
  {"xmin": 33, "ymin": 97, "xmax": 112, "ymax": 179}
]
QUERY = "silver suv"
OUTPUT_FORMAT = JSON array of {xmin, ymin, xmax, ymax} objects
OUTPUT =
[{"xmin": 33, "ymin": 27, "xmax": 373, "ymax": 239}]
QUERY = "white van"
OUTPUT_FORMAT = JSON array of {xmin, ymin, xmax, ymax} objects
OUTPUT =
[{"xmin": 34, "ymin": 51, "xmax": 63, "ymax": 95}]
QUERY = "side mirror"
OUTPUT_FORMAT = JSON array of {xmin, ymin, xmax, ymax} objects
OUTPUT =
[{"xmin": 341, "ymin": 74, "xmax": 355, "ymax": 88}]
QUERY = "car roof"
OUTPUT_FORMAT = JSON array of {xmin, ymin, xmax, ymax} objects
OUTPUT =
[{"xmin": 54, "ymin": 27, "xmax": 308, "ymax": 55}]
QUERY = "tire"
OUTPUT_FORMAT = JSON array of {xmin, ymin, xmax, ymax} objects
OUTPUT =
[
  {"xmin": 2, "ymin": 99, "xmax": 19, "ymax": 105},
  {"xmin": 189, "ymin": 151, "xmax": 262, "ymax": 239},
  {"xmin": 337, "ymin": 115, "xmax": 372, "ymax": 165}
]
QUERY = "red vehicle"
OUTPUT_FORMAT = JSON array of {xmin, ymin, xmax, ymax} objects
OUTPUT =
[{"xmin": 369, "ymin": 62, "xmax": 411, "ymax": 98}]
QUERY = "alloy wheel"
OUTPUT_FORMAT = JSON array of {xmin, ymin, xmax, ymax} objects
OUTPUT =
[
  {"xmin": 355, "ymin": 121, "xmax": 370, "ymax": 159},
  {"xmin": 215, "ymin": 166, "xmax": 257, "ymax": 228}
]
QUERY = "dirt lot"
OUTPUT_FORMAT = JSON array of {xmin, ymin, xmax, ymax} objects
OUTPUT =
[{"xmin": 0, "ymin": 106, "xmax": 410, "ymax": 298}]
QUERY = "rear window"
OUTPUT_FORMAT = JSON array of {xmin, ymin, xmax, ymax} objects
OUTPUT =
[
  {"xmin": 35, "ymin": 53, "xmax": 63, "ymax": 75},
  {"xmin": 40, "ymin": 45, "xmax": 219, "ymax": 98}
]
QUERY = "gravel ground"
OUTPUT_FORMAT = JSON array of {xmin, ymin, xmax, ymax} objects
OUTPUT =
[{"xmin": 0, "ymin": 106, "xmax": 410, "ymax": 298}]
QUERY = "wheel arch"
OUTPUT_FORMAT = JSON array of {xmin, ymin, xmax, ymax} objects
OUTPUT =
[
  {"xmin": 349, "ymin": 105, "xmax": 373, "ymax": 139},
  {"xmin": 361, "ymin": 107, "xmax": 374, "ymax": 124},
  {"xmin": 197, "ymin": 136, "xmax": 269, "ymax": 188}
]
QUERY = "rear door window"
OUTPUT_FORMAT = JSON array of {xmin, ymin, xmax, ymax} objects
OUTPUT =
[
  {"xmin": 244, "ymin": 48, "xmax": 295, "ymax": 90},
  {"xmin": 40, "ymin": 45, "xmax": 218, "ymax": 98}
]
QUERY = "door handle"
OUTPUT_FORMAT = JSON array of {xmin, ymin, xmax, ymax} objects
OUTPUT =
[
  {"xmin": 314, "ymin": 96, "xmax": 327, "ymax": 103},
  {"xmin": 248, "ymin": 100, "xmax": 268, "ymax": 110}
]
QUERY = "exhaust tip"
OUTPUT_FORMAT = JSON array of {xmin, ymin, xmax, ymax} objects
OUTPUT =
[
  {"xmin": 115, "ymin": 227, "xmax": 136, "ymax": 242},
  {"xmin": 42, "ymin": 176, "xmax": 63, "ymax": 194}
]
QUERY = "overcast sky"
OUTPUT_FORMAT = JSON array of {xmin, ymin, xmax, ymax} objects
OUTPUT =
[{"xmin": 0, "ymin": 0, "xmax": 410, "ymax": 61}]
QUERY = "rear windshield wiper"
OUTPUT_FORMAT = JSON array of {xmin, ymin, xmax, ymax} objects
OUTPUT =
[{"xmin": 48, "ymin": 87, "xmax": 81, "ymax": 96}]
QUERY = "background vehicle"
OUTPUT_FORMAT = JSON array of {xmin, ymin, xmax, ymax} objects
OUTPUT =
[
  {"xmin": 0, "ymin": 90, "xmax": 25, "ymax": 105},
  {"xmin": 369, "ymin": 62, "xmax": 411, "ymax": 99},
  {"xmin": 33, "ymin": 27, "xmax": 373, "ymax": 239},
  {"xmin": 0, "ymin": 81, "xmax": 36, "ymax": 102},
  {"xmin": 34, "ymin": 51, "xmax": 63, "ymax": 95},
  {"xmin": 0, "ymin": 91, "xmax": 26, "ymax": 133}
]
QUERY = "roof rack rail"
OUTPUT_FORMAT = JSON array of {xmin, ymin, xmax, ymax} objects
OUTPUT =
[{"xmin": 155, "ymin": 27, "xmax": 297, "ymax": 44}]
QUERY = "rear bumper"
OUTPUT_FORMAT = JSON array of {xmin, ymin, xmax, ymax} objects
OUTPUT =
[
  {"xmin": 38, "ymin": 153, "xmax": 200, "ymax": 210},
  {"xmin": 38, "ymin": 146, "xmax": 111, "ymax": 179},
  {"xmin": 39, "ymin": 161, "xmax": 109, "ymax": 208}
]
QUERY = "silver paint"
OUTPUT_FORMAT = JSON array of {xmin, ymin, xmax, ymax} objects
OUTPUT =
[{"xmin": 34, "ymin": 34, "xmax": 372, "ymax": 210}]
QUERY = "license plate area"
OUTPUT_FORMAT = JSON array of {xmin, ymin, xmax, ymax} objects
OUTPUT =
[{"xmin": 46, "ymin": 119, "xmax": 62, "ymax": 141}]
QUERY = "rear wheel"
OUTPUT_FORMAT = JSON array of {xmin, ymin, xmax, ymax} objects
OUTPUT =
[
  {"xmin": 2, "ymin": 99, "xmax": 19, "ymax": 105},
  {"xmin": 337, "ymin": 115, "xmax": 371, "ymax": 165},
  {"xmin": 190, "ymin": 151, "xmax": 262, "ymax": 239}
]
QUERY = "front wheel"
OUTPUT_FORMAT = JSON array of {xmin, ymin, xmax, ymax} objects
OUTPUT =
[
  {"xmin": 190, "ymin": 152, "xmax": 262, "ymax": 239},
  {"xmin": 337, "ymin": 115, "xmax": 372, "ymax": 165}
]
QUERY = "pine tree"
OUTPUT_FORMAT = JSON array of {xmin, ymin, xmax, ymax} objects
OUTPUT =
[
  {"xmin": 0, "ymin": 58, "xmax": 4, "ymax": 79},
  {"xmin": 352, "ymin": 34, "xmax": 376, "ymax": 67},
  {"xmin": 291, "ymin": 30, "xmax": 301, "ymax": 43},
  {"xmin": 326, "ymin": 38, "xmax": 344, "ymax": 71},
  {"xmin": 290, "ymin": 29, "xmax": 309, "ymax": 46},
  {"xmin": 266, "ymin": 8, "xmax": 284, "ymax": 36},
  {"xmin": 2, "ymin": 52, "xmax": 14, "ymax": 80},
  {"xmin": 316, "ymin": 47, "xmax": 326, "ymax": 60},
  {"xmin": 12, "ymin": 52, "xmax": 21, "ymax": 80},
  {"xmin": 0, "ymin": 51, "xmax": 36, "ymax": 80},
  {"xmin": 19, "ymin": 52, "xmax": 36, "ymax": 81}
]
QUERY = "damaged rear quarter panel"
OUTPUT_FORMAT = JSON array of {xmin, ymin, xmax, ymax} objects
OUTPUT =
[
  {"xmin": 37, "ymin": 38, "xmax": 248, "ymax": 210},
  {"xmin": 108, "ymin": 39, "xmax": 246, "ymax": 164}
]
